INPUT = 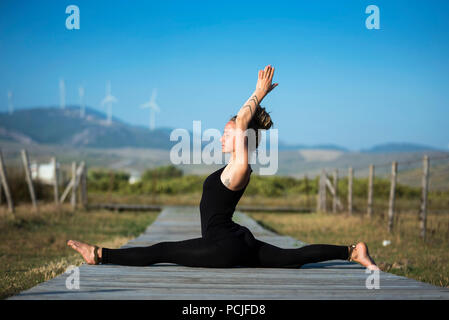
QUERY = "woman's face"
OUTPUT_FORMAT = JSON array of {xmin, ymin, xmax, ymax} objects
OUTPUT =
[{"xmin": 220, "ymin": 121, "xmax": 236, "ymax": 153}]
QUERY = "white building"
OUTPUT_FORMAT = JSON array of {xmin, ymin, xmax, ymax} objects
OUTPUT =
[
  {"xmin": 128, "ymin": 170, "xmax": 141, "ymax": 184},
  {"xmin": 30, "ymin": 161, "xmax": 60, "ymax": 185}
]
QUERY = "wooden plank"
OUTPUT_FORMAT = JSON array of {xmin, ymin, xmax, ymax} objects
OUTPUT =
[{"xmin": 10, "ymin": 205, "xmax": 449, "ymax": 300}]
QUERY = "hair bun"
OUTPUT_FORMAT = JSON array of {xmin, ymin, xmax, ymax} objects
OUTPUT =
[
  {"xmin": 251, "ymin": 105, "xmax": 273, "ymax": 130},
  {"xmin": 228, "ymin": 105, "xmax": 273, "ymax": 149}
]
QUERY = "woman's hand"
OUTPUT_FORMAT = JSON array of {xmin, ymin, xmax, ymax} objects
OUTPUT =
[{"xmin": 256, "ymin": 65, "xmax": 278, "ymax": 96}]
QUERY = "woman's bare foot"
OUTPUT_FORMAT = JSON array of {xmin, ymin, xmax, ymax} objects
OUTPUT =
[
  {"xmin": 67, "ymin": 240, "xmax": 101, "ymax": 265},
  {"xmin": 349, "ymin": 242, "xmax": 380, "ymax": 271}
]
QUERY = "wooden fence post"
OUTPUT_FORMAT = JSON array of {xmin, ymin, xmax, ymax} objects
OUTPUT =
[
  {"xmin": 21, "ymin": 149, "xmax": 38, "ymax": 212},
  {"xmin": 81, "ymin": 163, "xmax": 88, "ymax": 209},
  {"xmin": 316, "ymin": 173, "xmax": 321, "ymax": 212},
  {"xmin": 60, "ymin": 161, "xmax": 84, "ymax": 204},
  {"xmin": 367, "ymin": 164, "xmax": 374, "ymax": 218},
  {"xmin": 333, "ymin": 169, "xmax": 338, "ymax": 213},
  {"xmin": 388, "ymin": 161, "xmax": 398, "ymax": 233},
  {"xmin": 348, "ymin": 167, "xmax": 353, "ymax": 216},
  {"xmin": 51, "ymin": 157, "xmax": 59, "ymax": 205},
  {"xmin": 71, "ymin": 162, "xmax": 77, "ymax": 211},
  {"xmin": 420, "ymin": 155, "xmax": 429, "ymax": 240},
  {"xmin": 321, "ymin": 169, "xmax": 327, "ymax": 213},
  {"xmin": 73, "ymin": 161, "xmax": 85, "ymax": 209},
  {"xmin": 325, "ymin": 174, "xmax": 344, "ymax": 211},
  {"xmin": 304, "ymin": 174, "xmax": 309, "ymax": 209},
  {"xmin": 60, "ymin": 177, "xmax": 74, "ymax": 204},
  {"xmin": 317, "ymin": 171, "xmax": 324, "ymax": 212},
  {"xmin": 0, "ymin": 149, "xmax": 14, "ymax": 214}
]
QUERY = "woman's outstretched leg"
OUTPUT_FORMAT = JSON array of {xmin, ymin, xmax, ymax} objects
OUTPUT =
[
  {"xmin": 68, "ymin": 237, "xmax": 236, "ymax": 268},
  {"xmin": 248, "ymin": 238, "xmax": 379, "ymax": 269},
  {"xmin": 250, "ymin": 239, "xmax": 349, "ymax": 268}
]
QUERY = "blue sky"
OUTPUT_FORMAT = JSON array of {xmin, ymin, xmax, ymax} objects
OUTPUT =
[{"xmin": 0, "ymin": 0, "xmax": 448, "ymax": 151}]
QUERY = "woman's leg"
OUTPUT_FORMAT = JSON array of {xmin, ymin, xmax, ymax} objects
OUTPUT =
[
  {"xmin": 101, "ymin": 237, "xmax": 236, "ymax": 268},
  {"xmin": 249, "ymin": 238, "xmax": 349, "ymax": 268},
  {"xmin": 235, "ymin": 227, "xmax": 349, "ymax": 268}
]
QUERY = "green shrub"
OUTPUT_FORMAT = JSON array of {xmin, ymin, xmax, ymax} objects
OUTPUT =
[
  {"xmin": 84, "ymin": 165, "xmax": 445, "ymax": 201},
  {"xmin": 141, "ymin": 165, "xmax": 183, "ymax": 181},
  {"xmin": 87, "ymin": 169, "xmax": 130, "ymax": 192}
]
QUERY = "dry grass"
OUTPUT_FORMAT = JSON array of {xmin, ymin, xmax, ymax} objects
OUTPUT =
[
  {"xmin": 0, "ymin": 203, "xmax": 160, "ymax": 299},
  {"xmin": 246, "ymin": 210, "xmax": 449, "ymax": 288}
]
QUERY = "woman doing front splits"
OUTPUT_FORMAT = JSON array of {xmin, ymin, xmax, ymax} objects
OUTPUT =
[{"xmin": 68, "ymin": 65, "xmax": 380, "ymax": 271}]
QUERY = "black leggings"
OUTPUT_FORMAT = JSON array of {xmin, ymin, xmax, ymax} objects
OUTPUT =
[{"xmin": 101, "ymin": 228, "xmax": 349, "ymax": 268}]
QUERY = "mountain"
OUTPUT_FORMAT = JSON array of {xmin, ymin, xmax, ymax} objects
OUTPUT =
[{"xmin": 0, "ymin": 106, "xmax": 174, "ymax": 149}]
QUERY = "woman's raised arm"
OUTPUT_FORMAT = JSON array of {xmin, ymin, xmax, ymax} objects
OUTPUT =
[
  {"xmin": 233, "ymin": 65, "xmax": 278, "ymax": 169},
  {"xmin": 235, "ymin": 65, "xmax": 277, "ymax": 130}
]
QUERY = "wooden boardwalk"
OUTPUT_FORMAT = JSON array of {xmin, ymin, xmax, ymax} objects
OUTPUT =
[{"xmin": 10, "ymin": 206, "xmax": 449, "ymax": 300}]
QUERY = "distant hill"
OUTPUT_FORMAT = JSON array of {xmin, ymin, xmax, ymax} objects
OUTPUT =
[
  {"xmin": 273, "ymin": 140, "xmax": 349, "ymax": 152},
  {"xmin": 360, "ymin": 142, "xmax": 441, "ymax": 153}
]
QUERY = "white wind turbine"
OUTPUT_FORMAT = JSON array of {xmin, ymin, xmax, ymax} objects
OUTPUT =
[
  {"xmin": 7, "ymin": 90, "xmax": 14, "ymax": 114},
  {"xmin": 101, "ymin": 81, "xmax": 117, "ymax": 125},
  {"xmin": 59, "ymin": 78, "xmax": 65, "ymax": 109},
  {"xmin": 79, "ymin": 86, "xmax": 85, "ymax": 118},
  {"xmin": 140, "ymin": 88, "xmax": 160, "ymax": 131}
]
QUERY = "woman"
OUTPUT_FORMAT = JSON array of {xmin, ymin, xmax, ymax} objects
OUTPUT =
[{"xmin": 68, "ymin": 65, "xmax": 380, "ymax": 271}]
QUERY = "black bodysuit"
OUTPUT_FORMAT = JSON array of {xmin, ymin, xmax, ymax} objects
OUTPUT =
[
  {"xmin": 102, "ymin": 165, "xmax": 349, "ymax": 268},
  {"xmin": 200, "ymin": 165, "xmax": 252, "ymax": 241}
]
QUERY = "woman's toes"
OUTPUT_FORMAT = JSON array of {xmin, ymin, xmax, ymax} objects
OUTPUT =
[
  {"xmin": 367, "ymin": 264, "xmax": 380, "ymax": 271},
  {"xmin": 67, "ymin": 240, "xmax": 96, "ymax": 264},
  {"xmin": 67, "ymin": 240, "xmax": 76, "ymax": 249},
  {"xmin": 68, "ymin": 240, "xmax": 79, "ymax": 248},
  {"xmin": 355, "ymin": 242, "xmax": 380, "ymax": 269}
]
